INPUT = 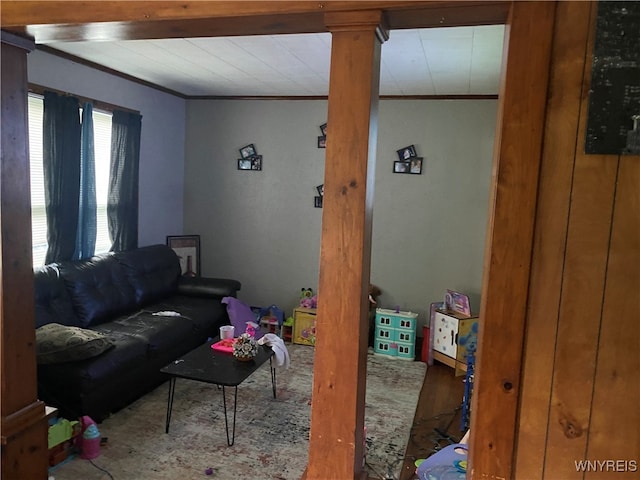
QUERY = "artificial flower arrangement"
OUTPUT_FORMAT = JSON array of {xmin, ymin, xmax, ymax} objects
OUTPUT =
[{"xmin": 233, "ymin": 332, "xmax": 258, "ymax": 361}]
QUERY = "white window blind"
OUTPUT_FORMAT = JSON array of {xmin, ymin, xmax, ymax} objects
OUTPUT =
[
  {"xmin": 28, "ymin": 94, "xmax": 113, "ymax": 266},
  {"xmin": 92, "ymin": 109, "xmax": 112, "ymax": 256},
  {"xmin": 28, "ymin": 95, "xmax": 47, "ymax": 266}
]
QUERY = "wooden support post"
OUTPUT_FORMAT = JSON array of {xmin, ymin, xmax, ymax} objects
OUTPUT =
[
  {"xmin": 469, "ymin": 1, "xmax": 556, "ymax": 478},
  {"xmin": 304, "ymin": 10, "xmax": 387, "ymax": 480},
  {"xmin": 1, "ymin": 31, "xmax": 48, "ymax": 480}
]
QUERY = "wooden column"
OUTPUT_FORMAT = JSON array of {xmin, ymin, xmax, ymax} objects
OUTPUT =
[
  {"xmin": 469, "ymin": 1, "xmax": 556, "ymax": 479},
  {"xmin": 1, "ymin": 31, "xmax": 48, "ymax": 480},
  {"xmin": 305, "ymin": 10, "xmax": 387, "ymax": 480}
]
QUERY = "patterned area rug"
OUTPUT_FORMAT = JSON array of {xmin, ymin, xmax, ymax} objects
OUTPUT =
[{"xmin": 49, "ymin": 344, "xmax": 426, "ymax": 480}]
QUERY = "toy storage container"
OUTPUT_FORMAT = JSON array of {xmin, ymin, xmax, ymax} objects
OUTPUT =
[{"xmin": 373, "ymin": 308, "xmax": 418, "ymax": 360}]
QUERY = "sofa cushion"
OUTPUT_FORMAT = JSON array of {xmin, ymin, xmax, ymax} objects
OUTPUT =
[
  {"xmin": 114, "ymin": 244, "xmax": 181, "ymax": 305},
  {"xmin": 58, "ymin": 253, "xmax": 137, "ymax": 327},
  {"xmin": 152, "ymin": 295, "xmax": 229, "ymax": 340},
  {"xmin": 36, "ymin": 323, "xmax": 114, "ymax": 364},
  {"xmin": 34, "ymin": 264, "xmax": 82, "ymax": 328},
  {"xmin": 106, "ymin": 312, "xmax": 195, "ymax": 357}
]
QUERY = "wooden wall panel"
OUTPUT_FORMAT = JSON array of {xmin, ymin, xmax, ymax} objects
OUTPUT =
[
  {"xmin": 517, "ymin": 1, "xmax": 640, "ymax": 478},
  {"xmin": 584, "ymin": 154, "xmax": 639, "ymax": 479},
  {"xmin": 543, "ymin": 141, "xmax": 617, "ymax": 478},
  {"xmin": 542, "ymin": 4, "xmax": 617, "ymax": 471},
  {"xmin": 515, "ymin": 1, "xmax": 592, "ymax": 476}
]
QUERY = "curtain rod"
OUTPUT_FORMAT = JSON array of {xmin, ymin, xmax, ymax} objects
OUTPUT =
[{"xmin": 28, "ymin": 83, "xmax": 140, "ymax": 115}]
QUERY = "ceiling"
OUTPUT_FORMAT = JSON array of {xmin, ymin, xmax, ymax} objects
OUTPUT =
[{"xmin": 44, "ymin": 24, "xmax": 506, "ymax": 97}]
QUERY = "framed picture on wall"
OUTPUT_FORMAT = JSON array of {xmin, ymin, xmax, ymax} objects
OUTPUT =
[
  {"xmin": 238, "ymin": 158, "xmax": 252, "ymax": 170},
  {"xmin": 393, "ymin": 161, "xmax": 410, "ymax": 173},
  {"xmin": 319, "ymin": 123, "xmax": 328, "ymax": 136},
  {"xmin": 396, "ymin": 145, "xmax": 417, "ymax": 161},
  {"xmin": 250, "ymin": 155, "xmax": 262, "ymax": 170},
  {"xmin": 317, "ymin": 136, "xmax": 326, "ymax": 148},
  {"xmin": 239, "ymin": 144, "xmax": 257, "ymax": 159},
  {"xmin": 167, "ymin": 235, "xmax": 200, "ymax": 277},
  {"xmin": 409, "ymin": 157, "xmax": 423, "ymax": 174}
]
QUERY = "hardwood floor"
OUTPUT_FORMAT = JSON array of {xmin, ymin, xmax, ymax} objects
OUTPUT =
[{"xmin": 398, "ymin": 362, "xmax": 467, "ymax": 480}]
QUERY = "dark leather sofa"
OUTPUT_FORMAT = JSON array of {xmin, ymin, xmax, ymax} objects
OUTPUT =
[{"xmin": 34, "ymin": 244, "xmax": 241, "ymax": 421}]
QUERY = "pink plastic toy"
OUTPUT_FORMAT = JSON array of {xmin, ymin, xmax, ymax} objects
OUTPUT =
[{"xmin": 78, "ymin": 416, "xmax": 101, "ymax": 459}]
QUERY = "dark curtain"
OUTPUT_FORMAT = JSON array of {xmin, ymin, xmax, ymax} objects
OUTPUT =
[
  {"xmin": 108, "ymin": 110, "xmax": 141, "ymax": 252},
  {"xmin": 74, "ymin": 102, "xmax": 97, "ymax": 260},
  {"xmin": 43, "ymin": 91, "xmax": 81, "ymax": 264}
]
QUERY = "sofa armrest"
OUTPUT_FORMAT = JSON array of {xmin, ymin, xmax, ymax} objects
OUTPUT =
[{"xmin": 177, "ymin": 277, "xmax": 241, "ymax": 298}]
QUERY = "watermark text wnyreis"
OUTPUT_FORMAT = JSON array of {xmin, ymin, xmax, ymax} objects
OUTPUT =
[{"xmin": 575, "ymin": 460, "xmax": 637, "ymax": 473}]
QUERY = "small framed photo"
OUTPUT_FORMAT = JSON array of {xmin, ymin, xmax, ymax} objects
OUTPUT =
[
  {"xmin": 393, "ymin": 161, "xmax": 410, "ymax": 173},
  {"xmin": 409, "ymin": 157, "xmax": 423, "ymax": 174},
  {"xmin": 243, "ymin": 155, "xmax": 262, "ymax": 171},
  {"xmin": 167, "ymin": 235, "xmax": 200, "ymax": 277},
  {"xmin": 250, "ymin": 155, "xmax": 262, "ymax": 171},
  {"xmin": 319, "ymin": 123, "xmax": 328, "ymax": 136},
  {"xmin": 396, "ymin": 145, "xmax": 417, "ymax": 161},
  {"xmin": 314, "ymin": 196, "xmax": 323, "ymax": 208},
  {"xmin": 238, "ymin": 158, "xmax": 252, "ymax": 170},
  {"xmin": 239, "ymin": 144, "xmax": 257, "ymax": 159},
  {"xmin": 316, "ymin": 184, "xmax": 324, "ymax": 196},
  {"xmin": 317, "ymin": 136, "xmax": 326, "ymax": 148}
]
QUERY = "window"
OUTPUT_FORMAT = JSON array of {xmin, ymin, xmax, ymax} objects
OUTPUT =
[
  {"xmin": 28, "ymin": 95, "xmax": 46, "ymax": 266},
  {"xmin": 92, "ymin": 109, "xmax": 113, "ymax": 256},
  {"xmin": 28, "ymin": 94, "xmax": 113, "ymax": 266}
]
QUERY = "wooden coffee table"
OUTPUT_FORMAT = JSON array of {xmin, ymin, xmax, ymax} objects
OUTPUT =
[{"xmin": 160, "ymin": 338, "xmax": 275, "ymax": 446}]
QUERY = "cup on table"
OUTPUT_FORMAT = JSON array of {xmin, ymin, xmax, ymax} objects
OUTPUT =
[{"xmin": 220, "ymin": 325, "xmax": 235, "ymax": 340}]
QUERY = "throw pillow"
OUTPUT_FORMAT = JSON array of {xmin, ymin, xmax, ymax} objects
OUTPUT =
[{"xmin": 36, "ymin": 323, "xmax": 114, "ymax": 364}]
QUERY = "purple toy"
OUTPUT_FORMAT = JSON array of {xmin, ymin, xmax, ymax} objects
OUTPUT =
[{"xmin": 221, "ymin": 297, "xmax": 265, "ymax": 340}]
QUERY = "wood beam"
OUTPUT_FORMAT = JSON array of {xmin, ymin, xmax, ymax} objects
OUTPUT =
[
  {"xmin": 1, "ymin": 1, "xmax": 505, "ymax": 27},
  {"xmin": 14, "ymin": 13, "xmax": 329, "ymax": 43},
  {"xmin": 385, "ymin": 1, "xmax": 508, "ymax": 29},
  {"xmin": 304, "ymin": 9, "xmax": 386, "ymax": 480},
  {"xmin": 469, "ymin": 1, "xmax": 556, "ymax": 478},
  {"xmin": 1, "ymin": 1, "xmax": 508, "ymax": 42},
  {"xmin": 1, "ymin": 31, "xmax": 48, "ymax": 479}
]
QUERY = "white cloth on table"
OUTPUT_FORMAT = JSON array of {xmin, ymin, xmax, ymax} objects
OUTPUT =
[{"xmin": 257, "ymin": 333, "xmax": 290, "ymax": 369}]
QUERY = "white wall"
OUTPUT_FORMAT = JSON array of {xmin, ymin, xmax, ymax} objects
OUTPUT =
[
  {"xmin": 184, "ymin": 100, "xmax": 327, "ymax": 308},
  {"xmin": 185, "ymin": 99, "xmax": 497, "ymax": 327},
  {"xmin": 27, "ymin": 50, "xmax": 186, "ymax": 247},
  {"xmin": 373, "ymin": 100, "xmax": 496, "ymax": 319}
]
